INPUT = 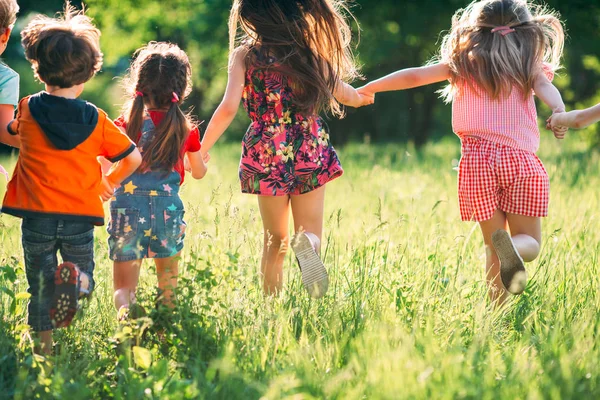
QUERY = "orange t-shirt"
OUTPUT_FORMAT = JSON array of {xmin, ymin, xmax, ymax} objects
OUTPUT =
[{"xmin": 1, "ymin": 93, "xmax": 135, "ymax": 225}]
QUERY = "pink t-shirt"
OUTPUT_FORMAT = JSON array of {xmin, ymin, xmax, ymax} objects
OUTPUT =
[{"xmin": 452, "ymin": 65, "xmax": 554, "ymax": 153}]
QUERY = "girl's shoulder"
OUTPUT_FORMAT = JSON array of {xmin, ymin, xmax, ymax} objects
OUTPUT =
[
  {"xmin": 539, "ymin": 62, "xmax": 556, "ymax": 82},
  {"xmin": 231, "ymin": 45, "xmax": 252, "ymax": 66},
  {"xmin": 237, "ymin": 44, "xmax": 278, "ymax": 71}
]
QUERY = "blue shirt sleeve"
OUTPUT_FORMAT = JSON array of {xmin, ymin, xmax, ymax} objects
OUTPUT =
[{"xmin": 0, "ymin": 64, "xmax": 19, "ymax": 106}]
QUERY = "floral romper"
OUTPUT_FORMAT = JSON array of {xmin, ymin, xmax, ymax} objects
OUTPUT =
[
  {"xmin": 239, "ymin": 50, "xmax": 344, "ymax": 196},
  {"xmin": 107, "ymin": 115, "xmax": 187, "ymax": 261}
]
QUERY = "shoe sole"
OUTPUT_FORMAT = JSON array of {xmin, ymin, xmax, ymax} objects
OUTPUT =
[
  {"xmin": 50, "ymin": 262, "xmax": 80, "ymax": 328},
  {"xmin": 291, "ymin": 232, "xmax": 329, "ymax": 298},
  {"xmin": 492, "ymin": 229, "xmax": 528, "ymax": 295}
]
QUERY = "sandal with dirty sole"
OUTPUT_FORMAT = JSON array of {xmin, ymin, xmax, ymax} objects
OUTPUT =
[
  {"xmin": 492, "ymin": 229, "xmax": 528, "ymax": 295},
  {"xmin": 50, "ymin": 262, "xmax": 80, "ymax": 328},
  {"xmin": 291, "ymin": 232, "xmax": 329, "ymax": 298}
]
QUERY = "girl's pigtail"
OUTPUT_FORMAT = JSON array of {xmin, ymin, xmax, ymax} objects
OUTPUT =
[
  {"xmin": 144, "ymin": 97, "xmax": 190, "ymax": 171},
  {"xmin": 125, "ymin": 92, "xmax": 145, "ymax": 156}
]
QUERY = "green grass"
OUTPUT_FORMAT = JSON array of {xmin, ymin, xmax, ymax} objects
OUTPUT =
[{"xmin": 1, "ymin": 136, "xmax": 599, "ymax": 399}]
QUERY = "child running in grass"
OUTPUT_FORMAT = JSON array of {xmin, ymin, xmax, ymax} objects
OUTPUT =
[
  {"xmin": 358, "ymin": 0, "xmax": 567, "ymax": 304},
  {"xmin": 0, "ymin": 0, "xmax": 20, "ymax": 179},
  {"xmin": 201, "ymin": 0, "xmax": 373, "ymax": 298},
  {"xmin": 0, "ymin": 3, "xmax": 141, "ymax": 354},
  {"xmin": 108, "ymin": 42, "xmax": 207, "ymax": 320}
]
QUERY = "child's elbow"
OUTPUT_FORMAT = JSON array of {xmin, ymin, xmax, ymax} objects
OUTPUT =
[
  {"xmin": 221, "ymin": 101, "xmax": 239, "ymax": 118},
  {"xmin": 191, "ymin": 167, "xmax": 207, "ymax": 180},
  {"xmin": 130, "ymin": 149, "xmax": 143, "ymax": 167}
]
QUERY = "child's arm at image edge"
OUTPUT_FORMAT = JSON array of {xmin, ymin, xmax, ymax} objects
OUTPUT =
[
  {"xmin": 201, "ymin": 47, "xmax": 247, "ymax": 155},
  {"xmin": 0, "ymin": 105, "xmax": 19, "ymax": 148},
  {"xmin": 551, "ymin": 104, "xmax": 600, "ymax": 130},
  {"xmin": 360, "ymin": 63, "xmax": 452, "ymax": 95}
]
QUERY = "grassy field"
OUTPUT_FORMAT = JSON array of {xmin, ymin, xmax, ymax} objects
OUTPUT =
[{"xmin": 1, "ymin": 136, "xmax": 599, "ymax": 399}]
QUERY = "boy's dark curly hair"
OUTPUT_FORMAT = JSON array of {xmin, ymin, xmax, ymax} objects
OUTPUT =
[{"xmin": 21, "ymin": 2, "xmax": 103, "ymax": 88}]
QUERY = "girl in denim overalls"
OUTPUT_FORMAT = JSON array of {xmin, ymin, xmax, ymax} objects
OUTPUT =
[{"xmin": 107, "ymin": 43, "xmax": 207, "ymax": 318}]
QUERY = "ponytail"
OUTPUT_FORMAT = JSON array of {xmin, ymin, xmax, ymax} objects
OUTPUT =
[
  {"xmin": 138, "ymin": 100, "xmax": 190, "ymax": 172},
  {"xmin": 125, "ymin": 94, "xmax": 145, "ymax": 143}
]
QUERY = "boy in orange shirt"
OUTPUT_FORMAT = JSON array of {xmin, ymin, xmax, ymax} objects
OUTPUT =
[{"xmin": 1, "ymin": 4, "xmax": 141, "ymax": 354}]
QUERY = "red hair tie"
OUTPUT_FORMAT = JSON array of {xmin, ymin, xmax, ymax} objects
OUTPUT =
[
  {"xmin": 135, "ymin": 91, "xmax": 144, "ymax": 98},
  {"xmin": 172, "ymin": 92, "xmax": 180, "ymax": 103},
  {"xmin": 491, "ymin": 26, "xmax": 515, "ymax": 36}
]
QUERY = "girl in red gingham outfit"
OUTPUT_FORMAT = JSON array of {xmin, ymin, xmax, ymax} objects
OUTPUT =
[{"xmin": 359, "ymin": 0, "xmax": 568, "ymax": 304}]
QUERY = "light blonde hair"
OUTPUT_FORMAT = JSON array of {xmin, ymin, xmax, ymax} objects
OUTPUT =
[
  {"xmin": 228, "ymin": 0, "xmax": 361, "ymax": 117},
  {"xmin": 439, "ymin": 0, "xmax": 564, "ymax": 102},
  {"xmin": 0, "ymin": 0, "xmax": 18, "ymax": 31}
]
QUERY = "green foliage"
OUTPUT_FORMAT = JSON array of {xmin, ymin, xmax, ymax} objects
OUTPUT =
[
  {"xmin": 4, "ymin": 0, "xmax": 600, "ymax": 150},
  {"xmin": 1, "ymin": 137, "xmax": 600, "ymax": 398}
]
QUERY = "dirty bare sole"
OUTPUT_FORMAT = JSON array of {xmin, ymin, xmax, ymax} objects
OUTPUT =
[
  {"xmin": 492, "ymin": 229, "xmax": 528, "ymax": 295},
  {"xmin": 291, "ymin": 232, "xmax": 329, "ymax": 298}
]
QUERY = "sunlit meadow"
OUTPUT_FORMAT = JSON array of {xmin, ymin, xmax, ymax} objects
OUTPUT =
[{"xmin": 1, "ymin": 136, "xmax": 599, "ymax": 399}]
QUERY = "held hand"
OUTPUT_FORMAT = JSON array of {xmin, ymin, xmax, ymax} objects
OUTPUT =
[
  {"xmin": 552, "ymin": 125, "xmax": 568, "ymax": 140},
  {"xmin": 357, "ymin": 85, "xmax": 376, "ymax": 103},
  {"xmin": 203, "ymin": 152, "xmax": 211, "ymax": 163},
  {"xmin": 100, "ymin": 175, "xmax": 119, "ymax": 202},
  {"xmin": 357, "ymin": 92, "xmax": 375, "ymax": 107},
  {"xmin": 547, "ymin": 108, "xmax": 568, "ymax": 140}
]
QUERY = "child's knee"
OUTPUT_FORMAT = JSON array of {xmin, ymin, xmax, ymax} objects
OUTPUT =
[{"xmin": 522, "ymin": 241, "xmax": 541, "ymax": 262}]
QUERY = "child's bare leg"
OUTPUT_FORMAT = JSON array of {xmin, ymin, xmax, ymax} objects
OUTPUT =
[
  {"xmin": 79, "ymin": 272, "xmax": 90, "ymax": 296},
  {"xmin": 257, "ymin": 195, "xmax": 291, "ymax": 295},
  {"xmin": 290, "ymin": 185, "xmax": 326, "ymax": 254},
  {"xmin": 290, "ymin": 186, "xmax": 328, "ymax": 298},
  {"xmin": 479, "ymin": 209, "xmax": 509, "ymax": 305},
  {"xmin": 155, "ymin": 253, "xmax": 180, "ymax": 308},
  {"xmin": 506, "ymin": 214, "xmax": 542, "ymax": 262},
  {"xmin": 113, "ymin": 260, "xmax": 142, "ymax": 314},
  {"xmin": 37, "ymin": 331, "xmax": 52, "ymax": 355}
]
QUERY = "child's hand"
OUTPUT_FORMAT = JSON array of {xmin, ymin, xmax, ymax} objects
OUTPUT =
[
  {"xmin": 357, "ymin": 92, "xmax": 375, "ymax": 107},
  {"xmin": 357, "ymin": 84, "xmax": 375, "ymax": 100},
  {"xmin": 100, "ymin": 175, "xmax": 119, "ymax": 202},
  {"xmin": 547, "ymin": 109, "xmax": 569, "ymax": 140}
]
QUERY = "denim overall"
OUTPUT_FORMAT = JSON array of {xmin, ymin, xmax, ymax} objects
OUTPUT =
[{"xmin": 107, "ymin": 115, "xmax": 186, "ymax": 261}]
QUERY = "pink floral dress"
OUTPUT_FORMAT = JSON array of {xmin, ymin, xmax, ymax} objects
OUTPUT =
[{"xmin": 239, "ymin": 50, "xmax": 343, "ymax": 196}]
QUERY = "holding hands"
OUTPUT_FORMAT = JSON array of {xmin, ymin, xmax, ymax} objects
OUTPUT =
[
  {"xmin": 357, "ymin": 83, "xmax": 376, "ymax": 103},
  {"xmin": 337, "ymin": 83, "xmax": 374, "ymax": 108},
  {"xmin": 356, "ymin": 91, "xmax": 375, "ymax": 107},
  {"xmin": 547, "ymin": 103, "xmax": 600, "ymax": 136},
  {"xmin": 547, "ymin": 108, "xmax": 569, "ymax": 140}
]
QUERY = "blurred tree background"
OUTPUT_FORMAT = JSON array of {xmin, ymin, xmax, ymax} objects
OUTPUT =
[{"xmin": 2, "ymin": 0, "xmax": 599, "ymax": 155}]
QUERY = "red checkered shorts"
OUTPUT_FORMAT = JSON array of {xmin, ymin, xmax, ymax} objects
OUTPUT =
[{"xmin": 457, "ymin": 137, "xmax": 549, "ymax": 222}]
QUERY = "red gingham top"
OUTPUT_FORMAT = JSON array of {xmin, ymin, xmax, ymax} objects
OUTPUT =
[{"xmin": 452, "ymin": 64, "xmax": 554, "ymax": 154}]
